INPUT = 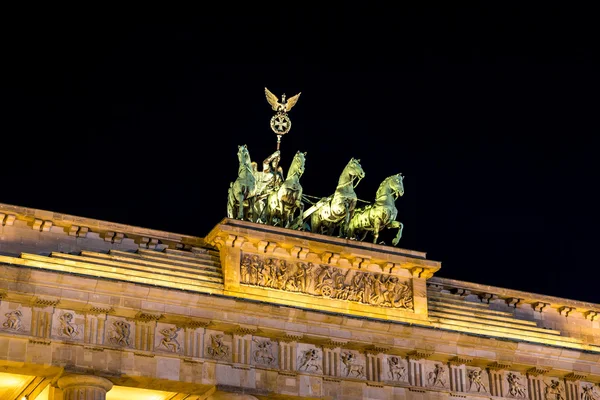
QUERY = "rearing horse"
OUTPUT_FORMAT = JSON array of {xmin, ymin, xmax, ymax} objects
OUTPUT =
[
  {"xmin": 227, "ymin": 144, "xmax": 256, "ymax": 221},
  {"xmin": 346, "ymin": 173, "xmax": 404, "ymax": 246},
  {"xmin": 265, "ymin": 151, "xmax": 306, "ymax": 228},
  {"xmin": 309, "ymin": 158, "xmax": 365, "ymax": 236}
]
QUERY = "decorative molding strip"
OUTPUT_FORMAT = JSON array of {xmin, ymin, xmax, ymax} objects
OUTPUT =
[
  {"xmin": 450, "ymin": 288, "xmax": 471, "ymax": 297},
  {"xmin": 584, "ymin": 311, "xmax": 598, "ymax": 321},
  {"xmin": 29, "ymin": 338, "xmax": 51, "ymax": 345},
  {"xmin": 180, "ymin": 319, "xmax": 211, "ymax": 329},
  {"xmin": 487, "ymin": 361, "xmax": 512, "ymax": 371},
  {"xmin": 506, "ymin": 298, "xmax": 523, "ymax": 308},
  {"xmin": 365, "ymin": 345, "xmax": 391, "ymax": 355},
  {"xmin": 280, "ymin": 333, "xmax": 303, "ymax": 343},
  {"xmin": 33, "ymin": 297, "xmax": 60, "ymax": 307},
  {"xmin": 527, "ymin": 367, "xmax": 551, "ymax": 376},
  {"xmin": 407, "ymin": 349, "xmax": 434, "ymax": 360},
  {"xmin": 134, "ymin": 352, "xmax": 156, "ymax": 358},
  {"xmin": 134, "ymin": 311, "xmax": 164, "ymax": 322},
  {"xmin": 478, "ymin": 293, "xmax": 498, "ymax": 304},
  {"xmin": 532, "ymin": 302, "xmax": 550, "ymax": 312},
  {"xmin": 87, "ymin": 305, "xmax": 115, "ymax": 315},
  {"xmin": 559, "ymin": 306, "xmax": 575, "ymax": 317},
  {"xmin": 564, "ymin": 372, "xmax": 588, "ymax": 381},
  {"xmin": 449, "ymin": 356, "xmax": 473, "ymax": 366},
  {"xmin": 83, "ymin": 346, "xmax": 105, "ymax": 352},
  {"xmin": 232, "ymin": 325, "xmax": 258, "ymax": 336},
  {"xmin": 0, "ymin": 213, "xmax": 16, "ymax": 226},
  {"xmin": 323, "ymin": 339, "xmax": 348, "ymax": 349}
]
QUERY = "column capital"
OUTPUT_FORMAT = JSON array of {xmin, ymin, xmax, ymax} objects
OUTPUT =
[{"xmin": 57, "ymin": 374, "xmax": 113, "ymax": 391}]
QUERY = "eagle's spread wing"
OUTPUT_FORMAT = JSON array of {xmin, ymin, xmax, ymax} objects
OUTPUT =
[
  {"xmin": 264, "ymin": 87, "xmax": 280, "ymax": 111},
  {"xmin": 285, "ymin": 92, "xmax": 301, "ymax": 112}
]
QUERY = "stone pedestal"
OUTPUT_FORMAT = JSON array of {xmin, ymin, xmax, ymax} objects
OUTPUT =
[{"xmin": 57, "ymin": 375, "xmax": 113, "ymax": 400}]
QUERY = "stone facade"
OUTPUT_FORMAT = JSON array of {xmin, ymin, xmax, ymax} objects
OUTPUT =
[{"xmin": 1, "ymin": 202, "xmax": 600, "ymax": 399}]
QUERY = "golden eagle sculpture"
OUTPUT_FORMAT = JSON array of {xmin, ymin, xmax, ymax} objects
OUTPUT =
[{"xmin": 265, "ymin": 88, "xmax": 301, "ymax": 114}]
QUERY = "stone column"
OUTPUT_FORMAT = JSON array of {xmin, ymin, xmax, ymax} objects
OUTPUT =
[
  {"xmin": 487, "ymin": 365, "xmax": 508, "ymax": 398},
  {"xmin": 279, "ymin": 335, "xmax": 301, "ymax": 371},
  {"xmin": 57, "ymin": 375, "xmax": 113, "ymax": 400},
  {"xmin": 232, "ymin": 328, "xmax": 254, "ymax": 364},
  {"xmin": 322, "ymin": 346, "xmax": 341, "ymax": 377},
  {"xmin": 527, "ymin": 368, "xmax": 550, "ymax": 400},
  {"xmin": 365, "ymin": 352, "xmax": 383, "ymax": 382},
  {"xmin": 449, "ymin": 362, "xmax": 467, "ymax": 392}
]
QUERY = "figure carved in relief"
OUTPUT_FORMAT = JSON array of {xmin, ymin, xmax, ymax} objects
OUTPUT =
[
  {"xmin": 582, "ymin": 385, "xmax": 599, "ymax": 400},
  {"xmin": 58, "ymin": 312, "xmax": 79, "ymax": 338},
  {"xmin": 253, "ymin": 339, "xmax": 275, "ymax": 365},
  {"xmin": 468, "ymin": 369, "xmax": 488, "ymax": 392},
  {"xmin": 2, "ymin": 310, "xmax": 22, "ymax": 330},
  {"xmin": 298, "ymin": 348, "xmax": 321, "ymax": 372},
  {"xmin": 387, "ymin": 356, "xmax": 407, "ymax": 381},
  {"xmin": 109, "ymin": 320, "xmax": 131, "ymax": 347},
  {"xmin": 159, "ymin": 326, "xmax": 181, "ymax": 353},
  {"xmin": 341, "ymin": 352, "xmax": 365, "ymax": 378},
  {"xmin": 208, "ymin": 334, "xmax": 230, "ymax": 359},
  {"xmin": 428, "ymin": 364, "xmax": 446, "ymax": 387},
  {"xmin": 544, "ymin": 380, "xmax": 566, "ymax": 400},
  {"xmin": 507, "ymin": 372, "xmax": 527, "ymax": 398}
]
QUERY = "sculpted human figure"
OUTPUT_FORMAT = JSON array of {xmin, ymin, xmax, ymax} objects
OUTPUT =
[
  {"xmin": 160, "ymin": 326, "xmax": 181, "ymax": 353},
  {"xmin": 59, "ymin": 312, "xmax": 79, "ymax": 338},
  {"xmin": 2, "ymin": 310, "xmax": 22, "ymax": 330},
  {"xmin": 468, "ymin": 369, "xmax": 488, "ymax": 392},
  {"xmin": 582, "ymin": 385, "xmax": 599, "ymax": 400},
  {"xmin": 507, "ymin": 372, "xmax": 527, "ymax": 398}
]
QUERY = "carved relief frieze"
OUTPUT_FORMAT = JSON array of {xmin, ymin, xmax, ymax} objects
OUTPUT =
[
  {"xmin": 2, "ymin": 310, "xmax": 23, "ymax": 331},
  {"xmin": 467, "ymin": 368, "xmax": 489, "ymax": 393},
  {"xmin": 155, "ymin": 323, "xmax": 182, "ymax": 354},
  {"xmin": 252, "ymin": 337, "xmax": 277, "ymax": 366},
  {"xmin": 205, "ymin": 331, "xmax": 231, "ymax": 361},
  {"xmin": 240, "ymin": 253, "xmax": 413, "ymax": 310},
  {"xmin": 506, "ymin": 372, "xmax": 528, "ymax": 398},
  {"xmin": 385, "ymin": 355, "xmax": 408, "ymax": 382},
  {"xmin": 0, "ymin": 301, "xmax": 30, "ymax": 334},
  {"xmin": 426, "ymin": 362, "xmax": 448, "ymax": 388},
  {"xmin": 340, "ymin": 350, "xmax": 365, "ymax": 379},
  {"xmin": 53, "ymin": 310, "xmax": 82, "ymax": 340},
  {"xmin": 543, "ymin": 379, "xmax": 566, "ymax": 400},
  {"xmin": 297, "ymin": 344, "xmax": 322, "ymax": 373},
  {"xmin": 107, "ymin": 317, "xmax": 133, "ymax": 348},
  {"xmin": 581, "ymin": 384, "xmax": 600, "ymax": 400}
]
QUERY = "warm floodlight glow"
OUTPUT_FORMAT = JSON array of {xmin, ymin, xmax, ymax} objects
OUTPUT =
[
  {"xmin": 106, "ymin": 385, "xmax": 176, "ymax": 400},
  {"xmin": 0, "ymin": 372, "xmax": 34, "ymax": 398}
]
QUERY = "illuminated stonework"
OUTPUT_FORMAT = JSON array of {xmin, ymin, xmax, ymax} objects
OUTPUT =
[
  {"xmin": 240, "ymin": 253, "xmax": 414, "ymax": 310},
  {"xmin": 1, "ymin": 202, "xmax": 600, "ymax": 400}
]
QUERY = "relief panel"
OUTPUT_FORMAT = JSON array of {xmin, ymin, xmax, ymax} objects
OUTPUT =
[
  {"xmin": 52, "ymin": 309, "xmax": 84, "ymax": 341},
  {"xmin": 240, "ymin": 254, "xmax": 413, "ymax": 310},
  {"xmin": 251, "ymin": 336, "xmax": 278, "ymax": 367},
  {"xmin": 205, "ymin": 330, "xmax": 232, "ymax": 362},
  {"xmin": 297, "ymin": 343, "xmax": 323, "ymax": 374},
  {"xmin": 155, "ymin": 322, "xmax": 183, "ymax": 354},
  {"xmin": 0, "ymin": 301, "xmax": 31, "ymax": 335}
]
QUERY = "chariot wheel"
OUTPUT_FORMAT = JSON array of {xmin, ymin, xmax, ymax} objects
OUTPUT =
[{"xmin": 321, "ymin": 285, "xmax": 333, "ymax": 297}]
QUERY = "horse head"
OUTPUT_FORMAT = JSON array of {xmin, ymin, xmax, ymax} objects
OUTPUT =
[
  {"xmin": 237, "ymin": 144, "xmax": 251, "ymax": 165},
  {"xmin": 347, "ymin": 157, "xmax": 366, "ymax": 180},
  {"xmin": 287, "ymin": 150, "xmax": 307, "ymax": 178},
  {"xmin": 390, "ymin": 173, "xmax": 405, "ymax": 197}
]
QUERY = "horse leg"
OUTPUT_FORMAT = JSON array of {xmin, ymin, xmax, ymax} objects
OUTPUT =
[
  {"xmin": 389, "ymin": 221, "xmax": 403, "ymax": 246},
  {"xmin": 226, "ymin": 185, "xmax": 234, "ymax": 218},
  {"xmin": 372, "ymin": 219, "xmax": 381, "ymax": 244}
]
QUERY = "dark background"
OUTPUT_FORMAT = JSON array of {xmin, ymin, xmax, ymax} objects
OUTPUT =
[{"xmin": 1, "ymin": 8, "xmax": 598, "ymax": 302}]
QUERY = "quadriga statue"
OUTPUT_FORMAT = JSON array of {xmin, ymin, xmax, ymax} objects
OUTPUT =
[{"xmin": 346, "ymin": 173, "xmax": 405, "ymax": 246}]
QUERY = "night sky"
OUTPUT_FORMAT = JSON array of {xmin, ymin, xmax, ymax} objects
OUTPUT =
[{"xmin": 1, "ymin": 10, "xmax": 598, "ymax": 303}]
